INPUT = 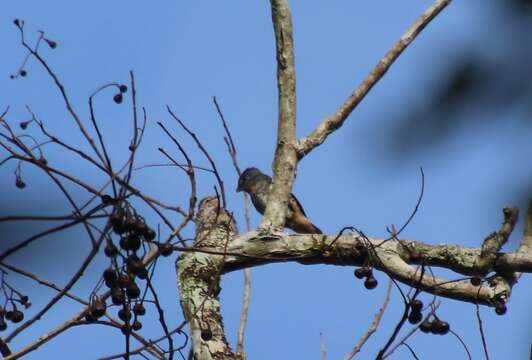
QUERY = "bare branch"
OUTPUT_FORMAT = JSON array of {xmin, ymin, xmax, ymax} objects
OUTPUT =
[
  {"xmin": 296, "ymin": 0, "xmax": 452, "ymax": 159},
  {"xmin": 344, "ymin": 279, "xmax": 392, "ymax": 360},
  {"xmin": 261, "ymin": 0, "xmax": 298, "ymax": 231}
]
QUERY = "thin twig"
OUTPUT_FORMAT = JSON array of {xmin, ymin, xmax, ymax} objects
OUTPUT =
[{"xmin": 344, "ymin": 279, "xmax": 392, "ymax": 360}]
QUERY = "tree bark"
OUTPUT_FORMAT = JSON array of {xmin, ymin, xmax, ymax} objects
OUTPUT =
[{"xmin": 177, "ymin": 197, "xmax": 237, "ymax": 359}]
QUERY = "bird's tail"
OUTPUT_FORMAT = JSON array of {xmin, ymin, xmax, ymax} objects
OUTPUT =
[
  {"xmin": 309, "ymin": 222, "xmax": 322, "ymax": 234},
  {"xmin": 288, "ymin": 214, "xmax": 323, "ymax": 234}
]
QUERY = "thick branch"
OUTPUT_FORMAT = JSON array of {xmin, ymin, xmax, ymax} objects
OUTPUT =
[
  {"xmin": 176, "ymin": 197, "xmax": 237, "ymax": 359},
  {"xmin": 296, "ymin": 0, "xmax": 452, "ymax": 159},
  {"xmin": 215, "ymin": 231, "xmax": 530, "ymax": 306},
  {"xmin": 261, "ymin": 0, "xmax": 298, "ymax": 231}
]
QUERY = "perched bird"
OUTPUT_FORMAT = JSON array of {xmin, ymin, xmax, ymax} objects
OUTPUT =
[{"xmin": 236, "ymin": 167, "xmax": 322, "ymax": 234}]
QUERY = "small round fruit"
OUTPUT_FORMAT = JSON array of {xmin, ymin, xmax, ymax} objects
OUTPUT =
[
  {"xmin": 354, "ymin": 268, "xmax": 366, "ymax": 279},
  {"xmin": 132, "ymin": 320, "xmax": 142, "ymax": 331},
  {"xmin": 126, "ymin": 282, "xmax": 141, "ymax": 299},
  {"xmin": 91, "ymin": 299, "xmax": 107, "ymax": 318},
  {"xmin": 103, "ymin": 268, "xmax": 117, "ymax": 282},
  {"xmin": 419, "ymin": 319, "xmax": 432, "ymax": 334},
  {"xmin": 0, "ymin": 320, "xmax": 7, "ymax": 331},
  {"xmin": 408, "ymin": 310, "xmax": 423, "ymax": 325},
  {"xmin": 113, "ymin": 93, "xmax": 123, "ymax": 104},
  {"xmin": 410, "ymin": 299, "xmax": 423, "ymax": 312},
  {"xmin": 433, "ymin": 320, "xmax": 450, "ymax": 335},
  {"xmin": 364, "ymin": 276, "xmax": 378, "ymax": 290},
  {"xmin": 111, "ymin": 289, "xmax": 125, "ymax": 305},
  {"xmin": 104, "ymin": 243, "xmax": 118, "ymax": 258},
  {"xmin": 144, "ymin": 228, "xmax": 156, "ymax": 241},
  {"xmin": 124, "ymin": 234, "xmax": 141, "ymax": 251},
  {"xmin": 201, "ymin": 329, "xmax": 212, "ymax": 341},
  {"xmin": 11, "ymin": 310, "xmax": 24, "ymax": 323},
  {"xmin": 85, "ymin": 313, "xmax": 97, "ymax": 323},
  {"xmin": 118, "ymin": 274, "xmax": 132, "ymax": 288},
  {"xmin": 15, "ymin": 178, "xmax": 26, "ymax": 189},
  {"xmin": 159, "ymin": 243, "xmax": 173, "ymax": 257},
  {"xmin": 118, "ymin": 308, "xmax": 131, "ymax": 322},
  {"xmin": 495, "ymin": 302, "xmax": 507, "ymax": 315},
  {"xmin": 470, "ymin": 277, "xmax": 481, "ymax": 286},
  {"xmin": 119, "ymin": 84, "xmax": 128, "ymax": 93},
  {"xmin": 133, "ymin": 303, "xmax": 146, "ymax": 316}
]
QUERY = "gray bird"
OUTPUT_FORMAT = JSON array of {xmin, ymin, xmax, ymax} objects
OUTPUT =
[{"xmin": 236, "ymin": 167, "xmax": 322, "ymax": 234}]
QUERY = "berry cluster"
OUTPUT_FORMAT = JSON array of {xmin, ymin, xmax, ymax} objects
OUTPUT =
[
  {"xmin": 419, "ymin": 316, "xmax": 450, "ymax": 335},
  {"xmin": 354, "ymin": 266, "xmax": 378, "ymax": 290},
  {"xmin": 0, "ymin": 292, "xmax": 31, "ymax": 332},
  {"xmin": 84, "ymin": 200, "xmax": 175, "ymax": 333},
  {"xmin": 407, "ymin": 299, "xmax": 423, "ymax": 324},
  {"xmin": 10, "ymin": 19, "xmax": 57, "ymax": 80}
]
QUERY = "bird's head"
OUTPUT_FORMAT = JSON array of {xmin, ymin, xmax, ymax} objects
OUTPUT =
[{"xmin": 237, "ymin": 167, "xmax": 262, "ymax": 192}]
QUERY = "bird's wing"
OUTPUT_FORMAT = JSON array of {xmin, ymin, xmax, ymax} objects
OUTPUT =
[{"xmin": 289, "ymin": 193, "xmax": 307, "ymax": 217}]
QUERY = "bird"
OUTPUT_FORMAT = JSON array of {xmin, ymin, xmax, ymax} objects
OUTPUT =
[{"xmin": 236, "ymin": 167, "xmax": 322, "ymax": 234}]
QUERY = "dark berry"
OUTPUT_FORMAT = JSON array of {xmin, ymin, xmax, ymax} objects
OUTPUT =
[
  {"xmin": 133, "ymin": 303, "xmax": 146, "ymax": 316},
  {"xmin": 19, "ymin": 69, "xmax": 27, "ymax": 77},
  {"xmin": 136, "ymin": 267, "xmax": 148, "ymax": 280},
  {"xmin": 410, "ymin": 299, "xmax": 423, "ymax": 312},
  {"xmin": 419, "ymin": 319, "xmax": 432, "ymax": 333},
  {"xmin": 159, "ymin": 243, "xmax": 173, "ymax": 257},
  {"xmin": 408, "ymin": 310, "xmax": 423, "ymax": 324},
  {"xmin": 127, "ymin": 256, "xmax": 145, "ymax": 277},
  {"xmin": 124, "ymin": 234, "xmax": 141, "ymax": 251},
  {"xmin": 13, "ymin": 19, "xmax": 20, "ymax": 27},
  {"xmin": 354, "ymin": 268, "xmax": 366, "ymax": 279},
  {"xmin": 104, "ymin": 243, "xmax": 118, "ymax": 258},
  {"xmin": 132, "ymin": 320, "xmax": 142, "ymax": 331},
  {"xmin": 119, "ymin": 84, "xmax": 128, "ymax": 93},
  {"xmin": 126, "ymin": 282, "xmax": 140, "ymax": 299},
  {"xmin": 470, "ymin": 277, "xmax": 481, "ymax": 286},
  {"xmin": 113, "ymin": 222, "xmax": 127, "ymax": 235},
  {"xmin": 429, "ymin": 320, "xmax": 440, "ymax": 335},
  {"xmin": 121, "ymin": 324, "xmax": 131, "ymax": 335},
  {"xmin": 201, "ymin": 328, "xmax": 212, "ymax": 341},
  {"xmin": 5, "ymin": 311, "xmax": 13, "ymax": 321},
  {"xmin": 364, "ymin": 276, "xmax": 378, "ymax": 290},
  {"xmin": 103, "ymin": 268, "xmax": 117, "ymax": 283},
  {"xmin": 433, "ymin": 320, "xmax": 450, "ymax": 335},
  {"xmin": 90, "ymin": 299, "xmax": 107, "ymax": 318},
  {"xmin": 46, "ymin": 39, "xmax": 57, "ymax": 49},
  {"xmin": 20, "ymin": 121, "xmax": 29, "ymax": 129},
  {"xmin": 495, "ymin": 302, "xmax": 507, "ymax": 315},
  {"xmin": 15, "ymin": 178, "xmax": 26, "ymax": 189},
  {"xmin": 110, "ymin": 208, "xmax": 125, "ymax": 226},
  {"xmin": 118, "ymin": 273, "xmax": 132, "ymax": 288},
  {"xmin": 10, "ymin": 310, "xmax": 24, "ymax": 323},
  {"xmin": 20, "ymin": 295, "xmax": 30, "ymax": 308},
  {"xmin": 113, "ymin": 93, "xmax": 123, "ymax": 104},
  {"xmin": 101, "ymin": 195, "xmax": 114, "ymax": 205},
  {"xmin": 144, "ymin": 228, "xmax": 156, "ymax": 241},
  {"xmin": 134, "ymin": 221, "xmax": 148, "ymax": 235},
  {"xmin": 85, "ymin": 313, "xmax": 97, "ymax": 323},
  {"xmin": 111, "ymin": 289, "xmax": 125, "ymax": 305},
  {"xmin": 118, "ymin": 308, "xmax": 131, "ymax": 322},
  {"xmin": 0, "ymin": 320, "xmax": 7, "ymax": 331}
]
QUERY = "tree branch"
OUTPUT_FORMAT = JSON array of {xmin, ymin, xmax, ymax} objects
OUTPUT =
[
  {"xmin": 261, "ymin": 0, "xmax": 298, "ymax": 231},
  {"xmin": 296, "ymin": 0, "xmax": 452, "ymax": 159},
  {"xmin": 176, "ymin": 197, "xmax": 237, "ymax": 359}
]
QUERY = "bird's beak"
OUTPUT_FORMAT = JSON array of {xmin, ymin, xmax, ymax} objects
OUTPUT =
[{"xmin": 236, "ymin": 184, "xmax": 242, "ymax": 192}]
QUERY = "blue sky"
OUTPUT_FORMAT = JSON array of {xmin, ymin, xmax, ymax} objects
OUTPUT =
[{"xmin": 1, "ymin": 1, "xmax": 531, "ymax": 359}]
